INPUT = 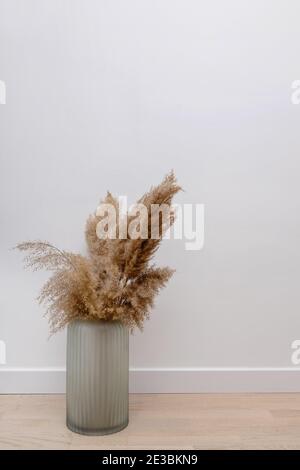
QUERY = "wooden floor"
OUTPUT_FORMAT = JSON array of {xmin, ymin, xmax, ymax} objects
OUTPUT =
[{"xmin": 1, "ymin": 394, "xmax": 300, "ymax": 449}]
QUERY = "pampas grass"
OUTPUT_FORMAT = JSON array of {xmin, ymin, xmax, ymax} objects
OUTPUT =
[{"xmin": 16, "ymin": 172, "xmax": 181, "ymax": 333}]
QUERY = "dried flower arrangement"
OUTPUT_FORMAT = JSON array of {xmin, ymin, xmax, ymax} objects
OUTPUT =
[{"xmin": 16, "ymin": 172, "xmax": 181, "ymax": 333}]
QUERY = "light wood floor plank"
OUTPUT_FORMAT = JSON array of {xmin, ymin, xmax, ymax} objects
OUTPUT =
[{"xmin": 1, "ymin": 394, "xmax": 300, "ymax": 449}]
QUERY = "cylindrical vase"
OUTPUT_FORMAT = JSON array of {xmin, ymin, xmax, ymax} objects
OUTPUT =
[{"xmin": 66, "ymin": 319, "xmax": 129, "ymax": 435}]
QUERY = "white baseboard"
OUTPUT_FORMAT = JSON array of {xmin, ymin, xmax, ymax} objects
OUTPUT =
[{"xmin": 1, "ymin": 367, "xmax": 300, "ymax": 393}]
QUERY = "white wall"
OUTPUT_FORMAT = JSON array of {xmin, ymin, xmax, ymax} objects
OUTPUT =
[{"xmin": 1, "ymin": 0, "xmax": 300, "ymax": 391}]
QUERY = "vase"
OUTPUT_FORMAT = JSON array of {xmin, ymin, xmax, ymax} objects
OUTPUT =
[{"xmin": 66, "ymin": 319, "xmax": 129, "ymax": 435}]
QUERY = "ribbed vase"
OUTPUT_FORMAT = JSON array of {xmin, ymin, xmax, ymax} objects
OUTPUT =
[{"xmin": 66, "ymin": 319, "xmax": 129, "ymax": 435}]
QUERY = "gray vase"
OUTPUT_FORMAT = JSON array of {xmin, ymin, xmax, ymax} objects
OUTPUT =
[{"xmin": 66, "ymin": 319, "xmax": 129, "ymax": 435}]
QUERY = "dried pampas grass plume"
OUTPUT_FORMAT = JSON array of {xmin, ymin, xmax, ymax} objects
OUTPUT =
[{"xmin": 16, "ymin": 172, "xmax": 181, "ymax": 333}]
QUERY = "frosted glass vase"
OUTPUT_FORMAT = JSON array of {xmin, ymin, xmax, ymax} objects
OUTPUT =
[{"xmin": 66, "ymin": 319, "xmax": 129, "ymax": 435}]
